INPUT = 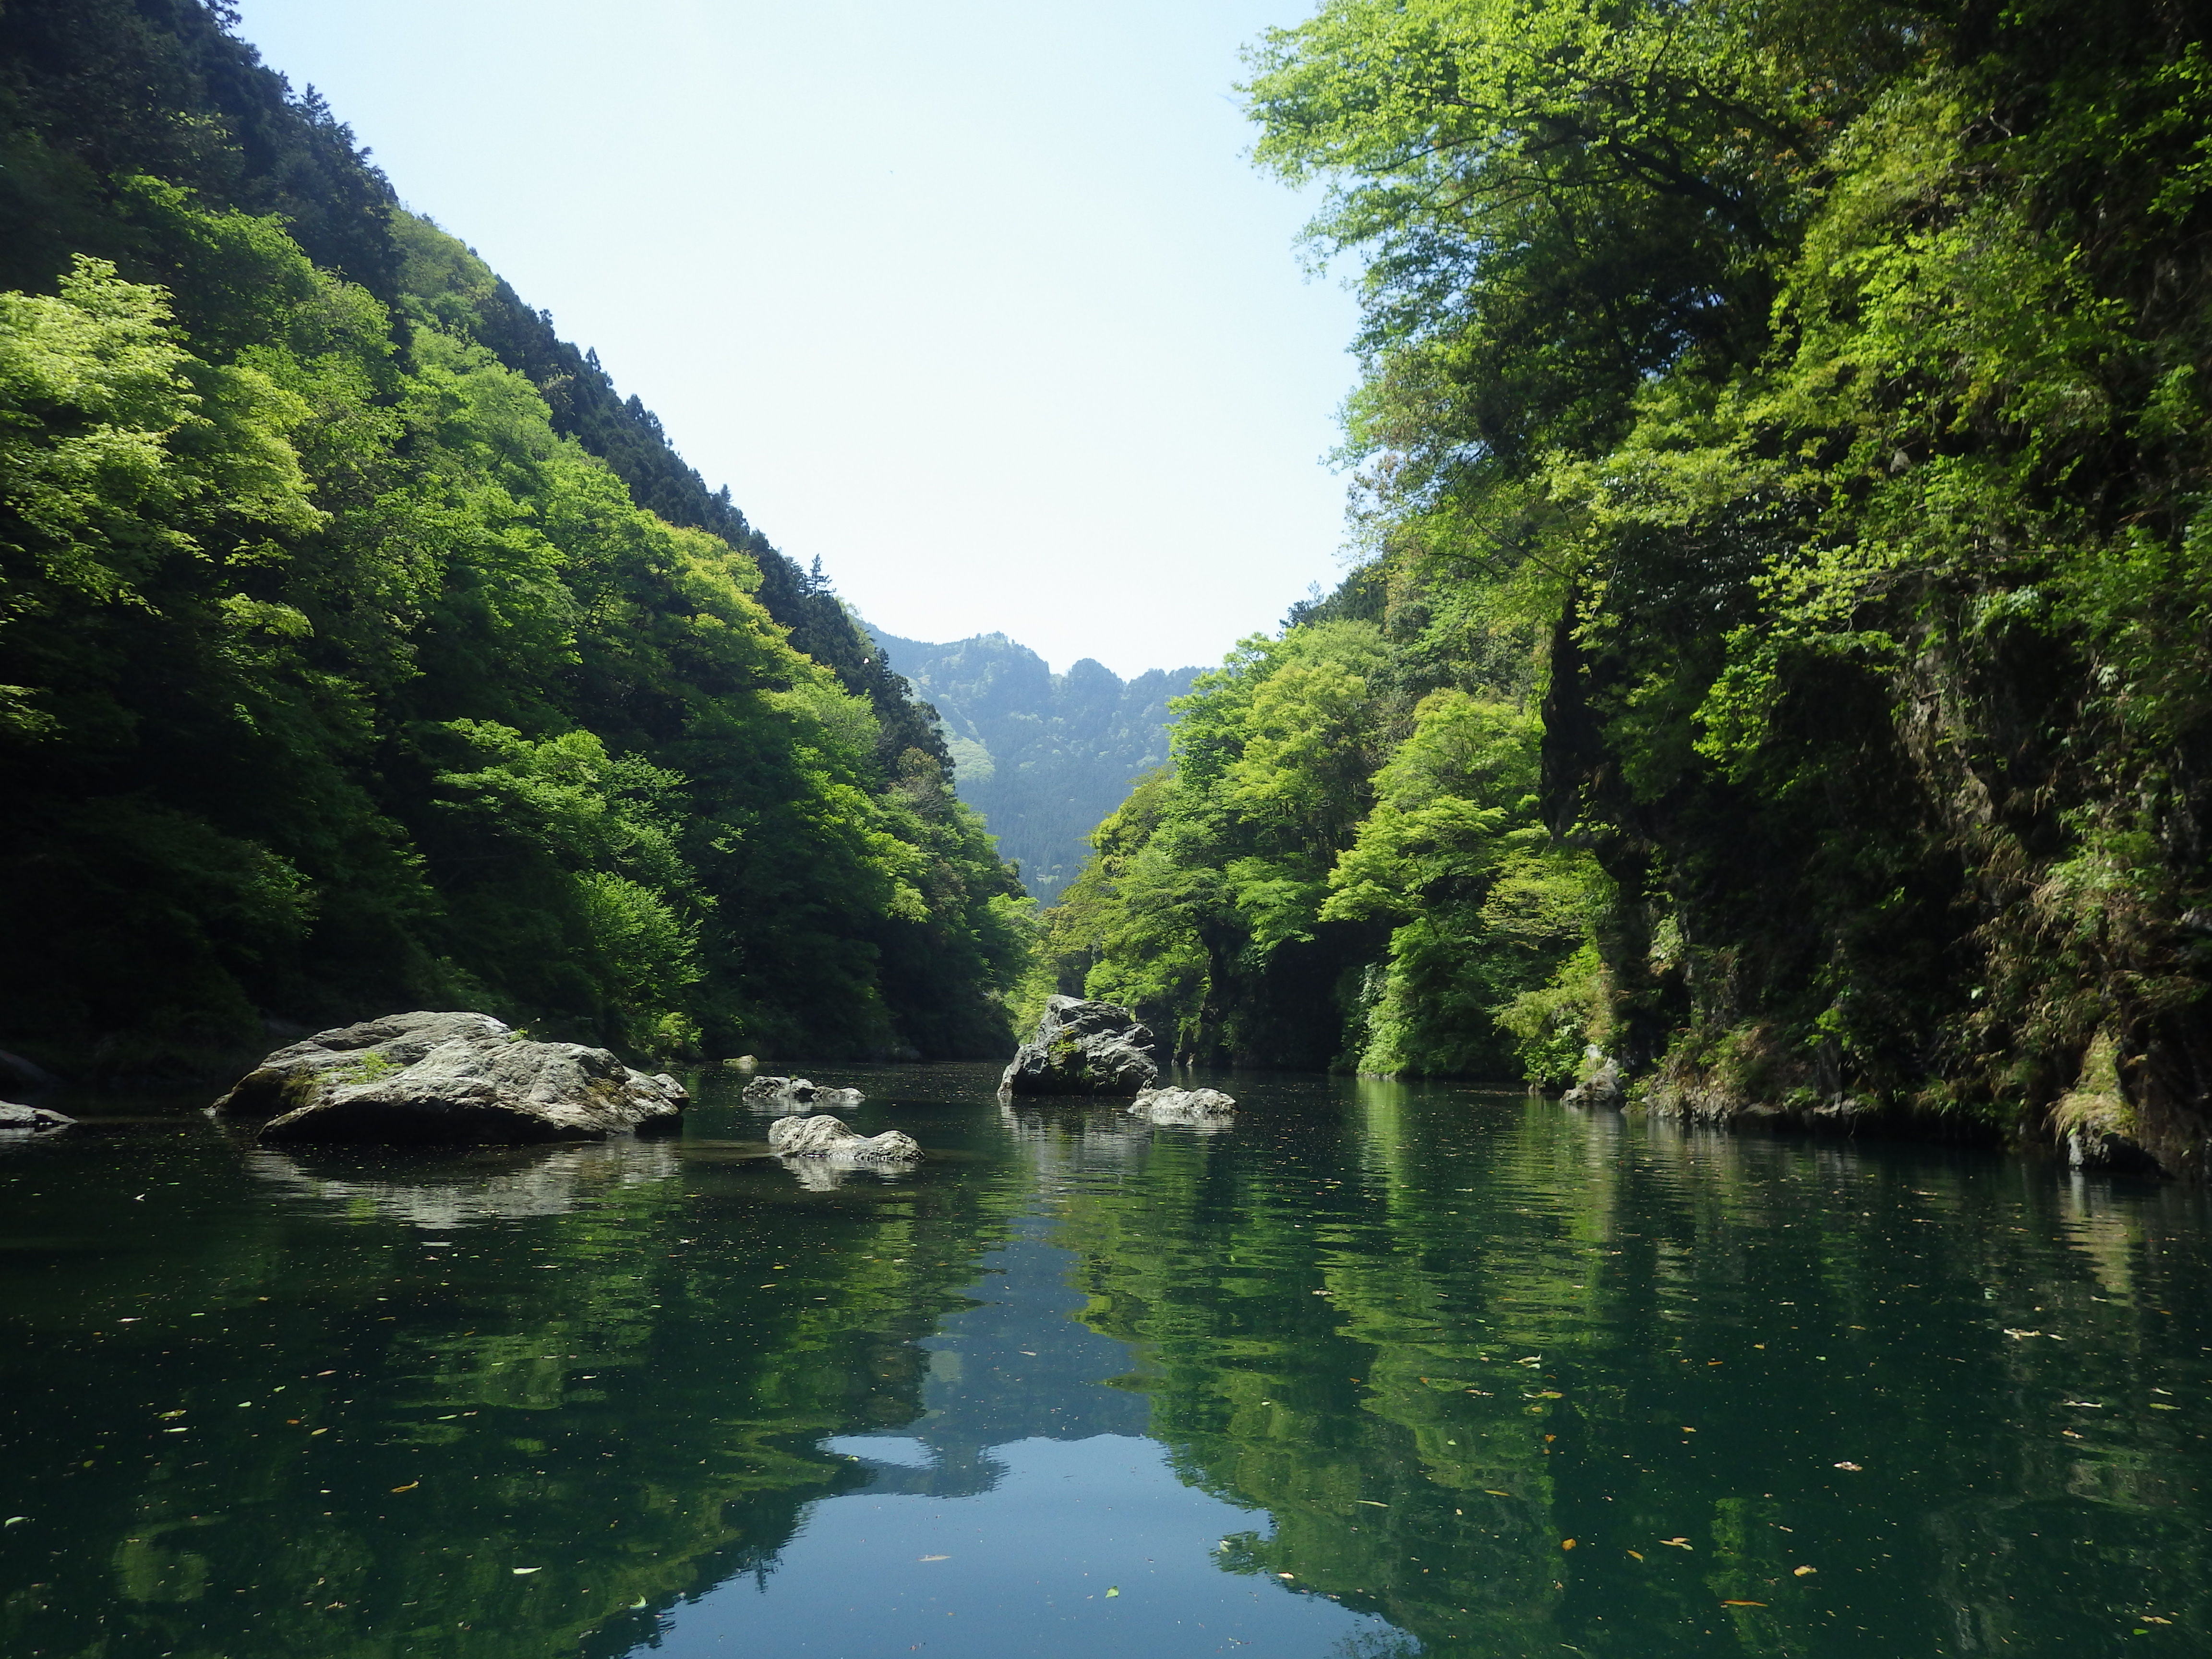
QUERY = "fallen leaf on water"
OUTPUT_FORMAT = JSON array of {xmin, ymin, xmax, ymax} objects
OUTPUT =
[
  {"xmin": 512, "ymin": 1567, "xmax": 541, "ymax": 1575},
  {"xmin": 1625, "ymin": 1550, "xmax": 1644, "ymax": 1562},
  {"xmin": 1794, "ymin": 1566, "xmax": 1817, "ymax": 1576},
  {"xmin": 1561, "ymin": 1539, "xmax": 1576, "ymax": 1551},
  {"xmin": 390, "ymin": 1482, "xmax": 419, "ymax": 1493},
  {"xmin": 1105, "ymin": 1587, "xmax": 1120, "ymax": 1598}
]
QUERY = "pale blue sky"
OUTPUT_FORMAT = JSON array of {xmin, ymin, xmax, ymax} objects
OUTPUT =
[{"xmin": 237, "ymin": 0, "xmax": 1359, "ymax": 679}]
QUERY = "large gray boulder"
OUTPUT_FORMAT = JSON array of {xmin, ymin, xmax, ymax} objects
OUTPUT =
[
  {"xmin": 0, "ymin": 1102, "xmax": 73, "ymax": 1133},
  {"xmin": 1129, "ymin": 1086, "xmax": 1236, "ymax": 1125},
  {"xmin": 767, "ymin": 1113, "xmax": 921, "ymax": 1165},
  {"xmin": 1000, "ymin": 997, "xmax": 1160, "ymax": 1096},
  {"xmin": 211, "ymin": 1011, "xmax": 686, "ymax": 1144}
]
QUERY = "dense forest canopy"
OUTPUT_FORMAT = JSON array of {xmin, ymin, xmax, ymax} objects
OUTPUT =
[
  {"xmin": 868, "ymin": 626, "xmax": 1198, "ymax": 903},
  {"xmin": 1050, "ymin": 0, "xmax": 2212, "ymax": 1172},
  {"xmin": 0, "ymin": 0, "xmax": 1029, "ymax": 1072}
]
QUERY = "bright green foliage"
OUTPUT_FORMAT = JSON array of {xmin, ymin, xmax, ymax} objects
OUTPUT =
[
  {"xmin": 1231, "ymin": 0, "xmax": 2212, "ymax": 1154},
  {"xmin": 1049, "ymin": 611, "xmax": 1594, "ymax": 1077},
  {"xmin": 1325, "ymin": 690, "xmax": 1599, "ymax": 1077},
  {"xmin": 0, "ymin": 9, "xmax": 1024, "ymax": 1071}
]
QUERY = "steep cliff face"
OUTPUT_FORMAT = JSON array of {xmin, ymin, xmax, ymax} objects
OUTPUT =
[{"xmin": 869, "ymin": 628, "xmax": 1198, "ymax": 902}]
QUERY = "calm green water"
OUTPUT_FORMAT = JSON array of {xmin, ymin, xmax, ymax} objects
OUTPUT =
[{"xmin": 2, "ymin": 1067, "xmax": 2209, "ymax": 1658}]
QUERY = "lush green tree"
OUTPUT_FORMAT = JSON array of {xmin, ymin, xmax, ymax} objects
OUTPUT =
[
  {"xmin": 1048, "ymin": 606, "xmax": 1588, "ymax": 1076},
  {"xmin": 0, "ymin": 7, "xmax": 1027, "ymax": 1072},
  {"xmin": 1216, "ymin": 0, "xmax": 2212, "ymax": 1159}
]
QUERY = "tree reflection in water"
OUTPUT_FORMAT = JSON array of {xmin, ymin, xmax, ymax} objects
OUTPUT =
[{"xmin": 0, "ymin": 1067, "xmax": 2207, "ymax": 1659}]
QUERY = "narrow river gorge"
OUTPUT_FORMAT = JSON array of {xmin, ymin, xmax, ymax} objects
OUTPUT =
[{"xmin": 3, "ymin": 1070, "xmax": 2207, "ymax": 1658}]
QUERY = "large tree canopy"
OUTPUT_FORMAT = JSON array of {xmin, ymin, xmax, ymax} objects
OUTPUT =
[{"xmin": 1059, "ymin": 0, "xmax": 2212, "ymax": 1169}]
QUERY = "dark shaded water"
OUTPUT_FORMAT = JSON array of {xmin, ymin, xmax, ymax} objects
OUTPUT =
[{"xmin": 2, "ymin": 1067, "xmax": 2209, "ymax": 1657}]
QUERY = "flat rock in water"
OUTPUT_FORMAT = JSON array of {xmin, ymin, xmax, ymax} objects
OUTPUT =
[
  {"xmin": 210, "ymin": 1011, "xmax": 686, "ymax": 1145},
  {"xmin": 1001, "ymin": 997, "xmax": 1160, "ymax": 1096},
  {"xmin": 1129, "ymin": 1086, "xmax": 1237, "ymax": 1124},
  {"xmin": 743, "ymin": 1075, "xmax": 864, "ymax": 1108},
  {"xmin": 767, "ymin": 1113, "xmax": 921, "ymax": 1165},
  {"xmin": 0, "ymin": 1101, "xmax": 73, "ymax": 1132}
]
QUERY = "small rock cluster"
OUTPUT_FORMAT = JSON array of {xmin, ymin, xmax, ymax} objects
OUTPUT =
[{"xmin": 743, "ymin": 1075, "xmax": 864, "ymax": 1109}]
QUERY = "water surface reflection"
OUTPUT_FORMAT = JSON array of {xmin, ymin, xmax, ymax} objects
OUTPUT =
[{"xmin": 0, "ymin": 1068, "xmax": 2206, "ymax": 1657}]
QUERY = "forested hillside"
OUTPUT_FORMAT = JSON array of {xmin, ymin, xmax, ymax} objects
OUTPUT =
[
  {"xmin": 868, "ymin": 627, "xmax": 1197, "ymax": 902},
  {"xmin": 0, "ymin": 0, "xmax": 1027, "ymax": 1073},
  {"xmin": 1050, "ymin": 0, "xmax": 2212, "ymax": 1172}
]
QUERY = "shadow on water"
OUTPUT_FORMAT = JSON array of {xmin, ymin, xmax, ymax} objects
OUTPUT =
[{"xmin": 0, "ymin": 1064, "xmax": 2207, "ymax": 1657}]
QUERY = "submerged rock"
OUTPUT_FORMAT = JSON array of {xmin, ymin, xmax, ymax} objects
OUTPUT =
[
  {"xmin": 1129, "ymin": 1086, "xmax": 1237, "ymax": 1125},
  {"xmin": 767, "ymin": 1112, "xmax": 921, "ymax": 1165},
  {"xmin": 1001, "ymin": 997, "xmax": 1160, "ymax": 1096},
  {"xmin": 0, "ymin": 1102, "xmax": 73, "ymax": 1133},
  {"xmin": 211, "ymin": 1011, "xmax": 687, "ymax": 1144},
  {"xmin": 743, "ymin": 1075, "xmax": 864, "ymax": 1109}
]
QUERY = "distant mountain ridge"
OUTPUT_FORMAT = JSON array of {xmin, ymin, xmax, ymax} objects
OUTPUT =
[{"xmin": 866, "ymin": 628, "xmax": 1200, "ymax": 902}]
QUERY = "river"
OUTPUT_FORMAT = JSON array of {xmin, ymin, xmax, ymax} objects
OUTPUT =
[{"xmin": 1, "ymin": 1065, "xmax": 2206, "ymax": 1657}]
